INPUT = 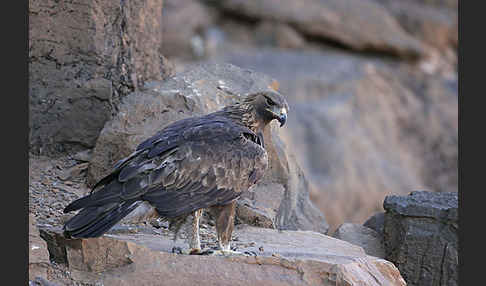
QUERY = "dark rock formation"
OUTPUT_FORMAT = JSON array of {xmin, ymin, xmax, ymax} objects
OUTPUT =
[
  {"xmin": 29, "ymin": 0, "xmax": 172, "ymax": 155},
  {"xmin": 383, "ymin": 191, "xmax": 458, "ymax": 285},
  {"xmin": 363, "ymin": 212, "xmax": 385, "ymax": 236}
]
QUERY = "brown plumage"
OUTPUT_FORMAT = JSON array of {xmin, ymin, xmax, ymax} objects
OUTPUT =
[{"xmin": 63, "ymin": 90, "xmax": 289, "ymax": 254}]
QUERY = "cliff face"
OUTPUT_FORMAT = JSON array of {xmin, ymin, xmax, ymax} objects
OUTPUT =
[
  {"xmin": 29, "ymin": 0, "xmax": 457, "ymax": 285},
  {"xmin": 29, "ymin": 0, "xmax": 172, "ymax": 155},
  {"xmin": 28, "ymin": 0, "xmax": 457, "ymax": 230}
]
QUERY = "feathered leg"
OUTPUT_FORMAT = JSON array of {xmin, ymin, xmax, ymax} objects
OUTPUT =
[
  {"xmin": 188, "ymin": 209, "xmax": 203, "ymax": 254},
  {"xmin": 208, "ymin": 201, "xmax": 243, "ymax": 256},
  {"xmin": 169, "ymin": 210, "xmax": 205, "ymax": 255}
]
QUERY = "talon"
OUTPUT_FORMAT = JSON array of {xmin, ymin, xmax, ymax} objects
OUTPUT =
[
  {"xmin": 196, "ymin": 248, "xmax": 215, "ymax": 255},
  {"xmin": 189, "ymin": 248, "xmax": 202, "ymax": 255},
  {"xmin": 244, "ymin": 251, "xmax": 257, "ymax": 256},
  {"xmin": 171, "ymin": 246, "xmax": 183, "ymax": 254}
]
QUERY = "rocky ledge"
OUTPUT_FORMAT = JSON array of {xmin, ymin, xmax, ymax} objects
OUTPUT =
[{"xmin": 38, "ymin": 224, "xmax": 405, "ymax": 286}]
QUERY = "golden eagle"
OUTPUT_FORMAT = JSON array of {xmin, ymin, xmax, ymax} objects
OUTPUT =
[{"xmin": 63, "ymin": 90, "xmax": 289, "ymax": 255}]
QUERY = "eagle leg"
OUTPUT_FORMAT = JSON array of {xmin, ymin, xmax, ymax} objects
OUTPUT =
[
  {"xmin": 188, "ymin": 209, "xmax": 203, "ymax": 254},
  {"xmin": 208, "ymin": 201, "xmax": 241, "ymax": 255}
]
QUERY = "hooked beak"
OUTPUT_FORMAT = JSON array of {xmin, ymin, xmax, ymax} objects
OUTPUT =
[
  {"xmin": 277, "ymin": 107, "xmax": 287, "ymax": 127},
  {"xmin": 266, "ymin": 106, "xmax": 288, "ymax": 127},
  {"xmin": 278, "ymin": 112, "xmax": 287, "ymax": 127}
]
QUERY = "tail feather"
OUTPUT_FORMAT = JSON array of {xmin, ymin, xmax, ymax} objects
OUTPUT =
[
  {"xmin": 63, "ymin": 200, "xmax": 141, "ymax": 238},
  {"xmin": 76, "ymin": 201, "xmax": 141, "ymax": 238},
  {"xmin": 63, "ymin": 181, "xmax": 122, "ymax": 213}
]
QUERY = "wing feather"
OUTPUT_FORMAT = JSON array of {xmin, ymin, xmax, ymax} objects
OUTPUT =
[{"xmin": 80, "ymin": 115, "xmax": 268, "ymax": 220}]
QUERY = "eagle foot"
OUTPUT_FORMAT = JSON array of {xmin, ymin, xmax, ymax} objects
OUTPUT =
[
  {"xmin": 172, "ymin": 247, "xmax": 212, "ymax": 255},
  {"xmin": 171, "ymin": 246, "xmax": 184, "ymax": 254},
  {"xmin": 188, "ymin": 247, "xmax": 211, "ymax": 255},
  {"xmin": 201, "ymin": 249, "xmax": 252, "ymax": 256},
  {"xmin": 243, "ymin": 250, "xmax": 258, "ymax": 256}
]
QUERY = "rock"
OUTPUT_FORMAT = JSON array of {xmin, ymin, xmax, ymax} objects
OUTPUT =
[
  {"xmin": 161, "ymin": 0, "xmax": 216, "ymax": 59},
  {"xmin": 72, "ymin": 149, "xmax": 93, "ymax": 162},
  {"xmin": 236, "ymin": 198, "xmax": 275, "ymax": 228},
  {"xmin": 29, "ymin": 214, "xmax": 50, "ymax": 281},
  {"xmin": 363, "ymin": 212, "xmax": 385, "ymax": 236},
  {"xmin": 30, "ymin": 277, "xmax": 60, "ymax": 286},
  {"xmin": 218, "ymin": 0, "xmax": 425, "ymax": 58},
  {"xmin": 204, "ymin": 46, "xmax": 457, "ymax": 231},
  {"xmin": 39, "ymin": 225, "xmax": 405, "ymax": 285},
  {"xmin": 39, "ymin": 227, "xmax": 70, "ymax": 265},
  {"xmin": 391, "ymin": 67, "xmax": 458, "ymax": 194},
  {"xmin": 403, "ymin": 0, "xmax": 458, "ymax": 10},
  {"xmin": 254, "ymin": 21, "xmax": 306, "ymax": 49},
  {"xmin": 29, "ymin": 0, "xmax": 172, "ymax": 155},
  {"xmin": 58, "ymin": 163, "xmax": 88, "ymax": 181},
  {"xmin": 86, "ymin": 63, "xmax": 328, "ymax": 234},
  {"xmin": 383, "ymin": 190, "xmax": 458, "ymax": 285},
  {"xmin": 374, "ymin": 0, "xmax": 457, "ymax": 52},
  {"xmin": 332, "ymin": 223, "xmax": 385, "ymax": 258},
  {"xmin": 120, "ymin": 201, "xmax": 159, "ymax": 224}
]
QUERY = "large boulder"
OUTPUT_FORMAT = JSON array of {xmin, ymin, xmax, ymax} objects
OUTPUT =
[
  {"xmin": 29, "ymin": 0, "xmax": 172, "ymax": 155},
  {"xmin": 383, "ymin": 191, "xmax": 458, "ymax": 286},
  {"xmin": 39, "ymin": 225, "xmax": 406, "ymax": 285},
  {"xmin": 201, "ymin": 46, "xmax": 457, "ymax": 231},
  {"xmin": 217, "ymin": 0, "xmax": 425, "ymax": 59},
  {"xmin": 86, "ymin": 63, "xmax": 329, "ymax": 234}
]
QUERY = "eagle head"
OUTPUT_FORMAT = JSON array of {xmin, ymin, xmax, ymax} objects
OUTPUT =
[{"xmin": 248, "ymin": 90, "xmax": 289, "ymax": 127}]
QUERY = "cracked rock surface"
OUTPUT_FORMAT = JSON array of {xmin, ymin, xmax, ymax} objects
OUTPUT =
[{"xmin": 383, "ymin": 191, "xmax": 458, "ymax": 286}]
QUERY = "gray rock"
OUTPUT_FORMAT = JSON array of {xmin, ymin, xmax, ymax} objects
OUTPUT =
[
  {"xmin": 363, "ymin": 212, "xmax": 385, "ymax": 236},
  {"xmin": 161, "ymin": 0, "xmax": 216, "ymax": 59},
  {"xmin": 254, "ymin": 21, "xmax": 306, "ymax": 49},
  {"xmin": 218, "ymin": 0, "xmax": 425, "ymax": 58},
  {"xmin": 30, "ymin": 277, "xmax": 60, "ymax": 286},
  {"xmin": 383, "ymin": 191, "xmax": 458, "ymax": 286},
  {"xmin": 384, "ymin": 190, "xmax": 457, "ymax": 220},
  {"xmin": 72, "ymin": 149, "xmax": 93, "ymax": 162},
  {"xmin": 374, "ymin": 0, "xmax": 457, "ymax": 51},
  {"xmin": 236, "ymin": 198, "xmax": 275, "ymax": 228},
  {"xmin": 29, "ymin": 0, "xmax": 172, "ymax": 155},
  {"xmin": 332, "ymin": 223, "xmax": 385, "ymax": 258},
  {"xmin": 87, "ymin": 62, "xmax": 329, "ymax": 234},
  {"xmin": 58, "ymin": 163, "xmax": 88, "ymax": 181}
]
